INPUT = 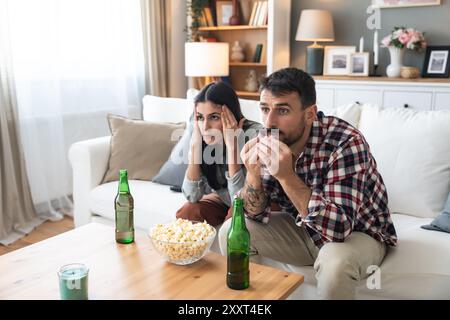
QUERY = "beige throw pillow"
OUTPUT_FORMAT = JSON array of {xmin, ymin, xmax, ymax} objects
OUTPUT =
[{"xmin": 102, "ymin": 114, "xmax": 186, "ymax": 183}]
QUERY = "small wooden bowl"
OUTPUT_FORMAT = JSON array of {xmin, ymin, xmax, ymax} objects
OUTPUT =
[{"xmin": 401, "ymin": 66, "xmax": 420, "ymax": 79}]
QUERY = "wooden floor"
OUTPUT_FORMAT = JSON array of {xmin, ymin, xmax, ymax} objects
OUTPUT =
[{"xmin": 0, "ymin": 217, "xmax": 74, "ymax": 256}]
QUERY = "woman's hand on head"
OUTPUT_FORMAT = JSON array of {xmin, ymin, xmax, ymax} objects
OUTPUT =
[
  {"xmin": 222, "ymin": 105, "xmax": 245, "ymax": 149},
  {"xmin": 189, "ymin": 106, "xmax": 203, "ymax": 164}
]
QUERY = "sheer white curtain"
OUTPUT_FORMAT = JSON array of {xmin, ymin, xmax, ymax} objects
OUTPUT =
[
  {"xmin": 141, "ymin": 0, "xmax": 169, "ymax": 97},
  {"xmin": 6, "ymin": 0, "xmax": 145, "ymax": 219}
]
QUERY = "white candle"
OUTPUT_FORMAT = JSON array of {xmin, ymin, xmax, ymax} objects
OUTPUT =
[
  {"xmin": 374, "ymin": 30, "xmax": 379, "ymax": 66},
  {"xmin": 359, "ymin": 37, "xmax": 364, "ymax": 53}
]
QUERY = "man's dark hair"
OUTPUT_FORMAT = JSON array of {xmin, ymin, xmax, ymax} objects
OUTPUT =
[{"xmin": 259, "ymin": 67, "xmax": 316, "ymax": 109}]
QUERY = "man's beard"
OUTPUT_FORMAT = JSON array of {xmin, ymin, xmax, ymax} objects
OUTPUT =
[
  {"xmin": 266, "ymin": 124, "xmax": 305, "ymax": 147},
  {"xmin": 280, "ymin": 131, "xmax": 302, "ymax": 146}
]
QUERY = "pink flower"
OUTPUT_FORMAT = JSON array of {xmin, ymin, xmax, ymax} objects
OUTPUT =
[
  {"xmin": 381, "ymin": 35, "xmax": 391, "ymax": 47},
  {"xmin": 383, "ymin": 27, "xmax": 426, "ymax": 51},
  {"xmin": 399, "ymin": 31, "xmax": 412, "ymax": 45},
  {"xmin": 407, "ymin": 31, "xmax": 426, "ymax": 51}
]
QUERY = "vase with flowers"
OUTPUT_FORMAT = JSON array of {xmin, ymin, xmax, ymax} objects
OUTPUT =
[{"xmin": 381, "ymin": 27, "xmax": 427, "ymax": 77}]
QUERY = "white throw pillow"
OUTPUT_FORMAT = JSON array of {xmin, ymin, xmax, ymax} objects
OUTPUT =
[
  {"xmin": 327, "ymin": 102, "xmax": 366, "ymax": 129},
  {"xmin": 358, "ymin": 105, "xmax": 450, "ymax": 218},
  {"xmin": 239, "ymin": 97, "xmax": 262, "ymax": 123},
  {"xmin": 186, "ymin": 88, "xmax": 198, "ymax": 100},
  {"xmin": 143, "ymin": 94, "xmax": 192, "ymax": 123}
]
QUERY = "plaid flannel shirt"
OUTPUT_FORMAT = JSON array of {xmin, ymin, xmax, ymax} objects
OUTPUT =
[{"xmin": 246, "ymin": 111, "xmax": 397, "ymax": 249}]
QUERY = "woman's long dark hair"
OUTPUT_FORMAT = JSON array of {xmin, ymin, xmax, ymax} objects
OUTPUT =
[{"xmin": 194, "ymin": 81, "xmax": 244, "ymax": 191}]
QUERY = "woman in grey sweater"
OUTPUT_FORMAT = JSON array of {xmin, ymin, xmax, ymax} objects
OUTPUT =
[{"xmin": 176, "ymin": 81, "xmax": 261, "ymax": 226}]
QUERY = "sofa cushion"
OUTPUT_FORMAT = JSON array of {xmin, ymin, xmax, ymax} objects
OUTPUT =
[
  {"xmin": 380, "ymin": 214, "xmax": 450, "ymax": 276},
  {"xmin": 358, "ymin": 105, "xmax": 450, "ymax": 218},
  {"xmin": 421, "ymin": 192, "xmax": 450, "ymax": 233},
  {"xmin": 327, "ymin": 102, "xmax": 365, "ymax": 129},
  {"xmin": 102, "ymin": 114, "xmax": 185, "ymax": 183},
  {"xmin": 152, "ymin": 116, "xmax": 193, "ymax": 187},
  {"xmin": 238, "ymin": 97, "xmax": 262, "ymax": 123},
  {"xmin": 282, "ymin": 213, "xmax": 450, "ymax": 299},
  {"xmin": 90, "ymin": 180, "xmax": 187, "ymax": 229}
]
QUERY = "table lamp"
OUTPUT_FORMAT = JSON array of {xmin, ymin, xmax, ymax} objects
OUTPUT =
[
  {"xmin": 185, "ymin": 42, "xmax": 229, "ymax": 88},
  {"xmin": 295, "ymin": 10, "xmax": 335, "ymax": 75}
]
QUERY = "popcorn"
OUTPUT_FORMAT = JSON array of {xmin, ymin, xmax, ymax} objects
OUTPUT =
[{"xmin": 149, "ymin": 219, "xmax": 216, "ymax": 265}]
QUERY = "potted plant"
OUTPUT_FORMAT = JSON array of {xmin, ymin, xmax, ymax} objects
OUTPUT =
[
  {"xmin": 381, "ymin": 27, "xmax": 427, "ymax": 77},
  {"xmin": 187, "ymin": 0, "xmax": 210, "ymax": 42}
]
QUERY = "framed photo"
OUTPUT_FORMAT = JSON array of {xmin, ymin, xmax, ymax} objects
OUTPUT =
[
  {"xmin": 216, "ymin": 0, "xmax": 233, "ymax": 26},
  {"xmin": 323, "ymin": 46, "xmax": 356, "ymax": 76},
  {"xmin": 349, "ymin": 52, "xmax": 370, "ymax": 76},
  {"xmin": 422, "ymin": 45, "xmax": 450, "ymax": 78},
  {"xmin": 372, "ymin": 0, "xmax": 440, "ymax": 8}
]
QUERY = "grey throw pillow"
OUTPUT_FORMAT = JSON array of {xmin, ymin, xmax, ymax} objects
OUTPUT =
[
  {"xmin": 421, "ymin": 192, "xmax": 450, "ymax": 233},
  {"xmin": 102, "ymin": 114, "xmax": 185, "ymax": 183},
  {"xmin": 152, "ymin": 116, "xmax": 193, "ymax": 188}
]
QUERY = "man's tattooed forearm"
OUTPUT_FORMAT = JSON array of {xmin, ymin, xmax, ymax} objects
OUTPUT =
[{"xmin": 242, "ymin": 182, "xmax": 267, "ymax": 214}]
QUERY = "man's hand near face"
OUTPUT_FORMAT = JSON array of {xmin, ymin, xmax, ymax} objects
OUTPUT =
[
  {"xmin": 255, "ymin": 134, "xmax": 312, "ymax": 218},
  {"xmin": 240, "ymin": 137, "xmax": 262, "ymax": 183},
  {"xmin": 257, "ymin": 135, "xmax": 296, "ymax": 182}
]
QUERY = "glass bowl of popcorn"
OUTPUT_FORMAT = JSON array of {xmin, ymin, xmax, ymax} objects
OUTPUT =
[{"xmin": 148, "ymin": 219, "xmax": 217, "ymax": 265}]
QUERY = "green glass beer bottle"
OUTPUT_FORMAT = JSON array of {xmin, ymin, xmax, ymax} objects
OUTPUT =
[
  {"xmin": 114, "ymin": 169, "xmax": 134, "ymax": 244},
  {"xmin": 227, "ymin": 197, "xmax": 250, "ymax": 290}
]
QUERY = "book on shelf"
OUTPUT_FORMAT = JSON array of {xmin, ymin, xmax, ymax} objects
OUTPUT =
[
  {"xmin": 253, "ymin": 44, "xmax": 263, "ymax": 62},
  {"xmin": 249, "ymin": 1, "xmax": 268, "ymax": 26},
  {"xmin": 208, "ymin": 0, "xmax": 217, "ymax": 26},
  {"xmin": 257, "ymin": 1, "xmax": 268, "ymax": 26},
  {"xmin": 203, "ymin": 7, "xmax": 215, "ymax": 27},
  {"xmin": 248, "ymin": 1, "xmax": 258, "ymax": 26},
  {"xmin": 199, "ymin": 9, "xmax": 208, "ymax": 27},
  {"xmin": 260, "ymin": 44, "xmax": 266, "ymax": 64},
  {"xmin": 264, "ymin": 6, "xmax": 269, "ymax": 25},
  {"xmin": 252, "ymin": 1, "xmax": 262, "ymax": 26}
]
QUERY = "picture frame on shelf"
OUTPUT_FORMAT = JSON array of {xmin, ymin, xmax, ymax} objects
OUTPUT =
[
  {"xmin": 216, "ymin": 0, "xmax": 234, "ymax": 26},
  {"xmin": 371, "ymin": 0, "xmax": 440, "ymax": 8},
  {"xmin": 323, "ymin": 46, "xmax": 356, "ymax": 76},
  {"xmin": 349, "ymin": 52, "xmax": 369, "ymax": 76},
  {"xmin": 422, "ymin": 45, "xmax": 450, "ymax": 78}
]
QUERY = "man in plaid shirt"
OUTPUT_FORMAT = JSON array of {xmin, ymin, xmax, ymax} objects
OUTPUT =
[{"xmin": 218, "ymin": 68, "xmax": 397, "ymax": 299}]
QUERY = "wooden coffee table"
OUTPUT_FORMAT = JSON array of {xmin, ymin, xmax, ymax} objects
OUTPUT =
[{"xmin": 0, "ymin": 223, "xmax": 303, "ymax": 300}]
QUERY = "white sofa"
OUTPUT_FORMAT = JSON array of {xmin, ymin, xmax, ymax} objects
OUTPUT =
[{"xmin": 68, "ymin": 91, "xmax": 450, "ymax": 299}]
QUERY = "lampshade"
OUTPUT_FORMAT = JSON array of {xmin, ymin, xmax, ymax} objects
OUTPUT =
[
  {"xmin": 185, "ymin": 42, "xmax": 229, "ymax": 77},
  {"xmin": 295, "ymin": 10, "xmax": 335, "ymax": 42}
]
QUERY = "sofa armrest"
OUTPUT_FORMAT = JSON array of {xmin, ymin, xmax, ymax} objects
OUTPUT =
[{"xmin": 68, "ymin": 136, "xmax": 111, "ymax": 227}]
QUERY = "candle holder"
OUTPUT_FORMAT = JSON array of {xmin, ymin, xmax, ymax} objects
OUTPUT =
[
  {"xmin": 371, "ymin": 64, "xmax": 382, "ymax": 77},
  {"xmin": 58, "ymin": 263, "xmax": 89, "ymax": 300},
  {"xmin": 370, "ymin": 51, "xmax": 382, "ymax": 77}
]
